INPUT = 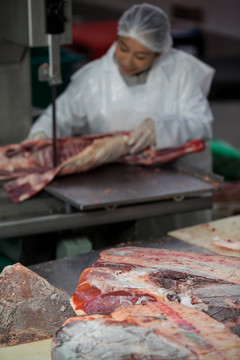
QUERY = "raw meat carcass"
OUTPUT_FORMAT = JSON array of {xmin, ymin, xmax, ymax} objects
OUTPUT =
[
  {"xmin": 52, "ymin": 302, "xmax": 240, "ymax": 360},
  {"xmin": 71, "ymin": 247, "xmax": 240, "ymax": 335},
  {"xmin": 0, "ymin": 132, "xmax": 204, "ymax": 202},
  {"xmin": 0, "ymin": 263, "xmax": 76, "ymax": 347}
]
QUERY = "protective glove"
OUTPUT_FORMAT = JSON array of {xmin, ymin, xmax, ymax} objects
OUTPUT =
[
  {"xmin": 128, "ymin": 118, "xmax": 156, "ymax": 154},
  {"xmin": 22, "ymin": 131, "xmax": 48, "ymax": 143}
]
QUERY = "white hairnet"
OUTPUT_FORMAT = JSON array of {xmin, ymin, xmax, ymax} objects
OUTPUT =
[{"xmin": 118, "ymin": 3, "xmax": 173, "ymax": 53}]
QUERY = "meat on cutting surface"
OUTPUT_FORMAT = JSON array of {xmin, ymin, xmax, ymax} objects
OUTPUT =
[
  {"xmin": 0, "ymin": 132, "xmax": 204, "ymax": 202},
  {"xmin": 211, "ymin": 236, "xmax": 240, "ymax": 251},
  {"xmin": 0, "ymin": 263, "xmax": 76, "ymax": 347},
  {"xmin": 71, "ymin": 246, "xmax": 240, "ymax": 335},
  {"xmin": 52, "ymin": 302, "xmax": 240, "ymax": 360}
]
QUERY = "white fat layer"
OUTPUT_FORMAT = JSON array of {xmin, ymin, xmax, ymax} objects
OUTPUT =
[
  {"xmin": 52, "ymin": 320, "xmax": 191, "ymax": 360},
  {"xmin": 86, "ymin": 264, "xmax": 225, "ymax": 300},
  {"xmin": 180, "ymin": 293, "xmax": 209, "ymax": 312}
]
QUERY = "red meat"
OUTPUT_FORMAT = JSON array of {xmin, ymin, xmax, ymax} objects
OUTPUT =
[
  {"xmin": 0, "ymin": 132, "xmax": 204, "ymax": 202},
  {"xmin": 0, "ymin": 263, "xmax": 75, "ymax": 347},
  {"xmin": 71, "ymin": 247, "xmax": 240, "ymax": 335},
  {"xmin": 52, "ymin": 302, "xmax": 240, "ymax": 359}
]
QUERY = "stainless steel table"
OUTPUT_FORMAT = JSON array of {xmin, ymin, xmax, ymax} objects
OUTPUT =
[{"xmin": 0, "ymin": 163, "xmax": 222, "ymax": 238}]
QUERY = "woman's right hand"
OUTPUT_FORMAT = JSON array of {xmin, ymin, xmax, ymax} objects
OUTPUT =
[{"xmin": 128, "ymin": 118, "xmax": 156, "ymax": 154}]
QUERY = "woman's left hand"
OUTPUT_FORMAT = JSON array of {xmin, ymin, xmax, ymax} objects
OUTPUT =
[{"xmin": 128, "ymin": 118, "xmax": 156, "ymax": 154}]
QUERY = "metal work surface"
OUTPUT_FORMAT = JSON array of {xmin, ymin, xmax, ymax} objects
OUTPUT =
[
  {"xmin": 30, "ymin": 237, "xmax": 214, "ymax": 296},
  {"xmin": 45, "ymin": 163, "xmax": 221, "ymax": 210},
  {"xmin": 0, "ymin": 161, "xmax": 220, "ymax": 238},
  {"xmin": 0, "ymin": 195, "xmax": 212, "ymax": 238}
]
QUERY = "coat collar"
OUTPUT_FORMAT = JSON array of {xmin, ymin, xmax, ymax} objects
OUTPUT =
[{"xmin": 102, "ymin": 42, "xmax": 171, "ymax": 87}]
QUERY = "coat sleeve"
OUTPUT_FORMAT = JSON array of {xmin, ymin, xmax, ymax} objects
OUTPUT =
[
  {"xmin": 153, "ymin": 88, "xmax": 214, "ymax": 149},
  {"xmin": 153, "ymin": 56, "xmax": 215, "ymax": 149},
  {"xmin": 29, "ymin": 72, "xmax": 88, "ymax": 138}
]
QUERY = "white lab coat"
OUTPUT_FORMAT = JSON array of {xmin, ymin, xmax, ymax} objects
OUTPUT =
[
  {"xmin": 29, "ymin": 43, "xmax": 216, "ymax": 239},
  {"xmin": 30, "ymin": 42, "xmax": 214, "ymax": 170}
]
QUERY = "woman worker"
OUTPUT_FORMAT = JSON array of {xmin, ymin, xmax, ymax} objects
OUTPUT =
[
  {"xmin": 29, "ymin": 3, "xmax": 214, "ymax": 167},
  {"xmin": 28, "ymin": 3, "xmax": 215, "ymax": 242}
]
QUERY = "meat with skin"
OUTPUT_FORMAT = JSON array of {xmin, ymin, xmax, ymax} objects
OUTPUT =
[
  {"xmin": 0, "ymin": 133, "xmax": 204, "ymax": 202},
  {"xmin": 0, "ymin": 132, "xmax": 126, "ymax": 180},
  {"xmin": 3, "ymin": 133, "xmax": 129, "ymax": 202},
  {"xmin": 71, "ymin": 247, "xmax": 240, "ymax": 335},
  {"xmin": 51, "ymin": 302, "xmax": 240, "ymax": 360},
  {"xmin": 0, "ymin": 263, "xmax": 76, "ymax": 347},
  {"xmin": 120, "ymin": 139, "xmax": 204, "ymax": 165}
]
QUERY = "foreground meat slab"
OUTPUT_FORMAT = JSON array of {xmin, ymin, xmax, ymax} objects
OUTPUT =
[
  {"xmin": 0, "ymin": 263, "xmax": 75, "ymax": 347},
  {"xmin": 52, "ymin": 302, "xmax": 240, "ymax": 360},
  {"xmin": 0, "ymin": 133, "xmax": 204, "ymax": 202},
  {"xmin": 71, "ymin": 247, "xmax": 240, "ymax": 335}
]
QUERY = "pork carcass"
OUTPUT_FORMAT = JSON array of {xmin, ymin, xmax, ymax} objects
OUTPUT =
[
  {"xmin": 52, "ymin": 302, "xmax": 240, "ymax": 360},
  {"xmin": 71, "ymin": 247, "xmax": 240, "ymax": 335},
  {"xmin": 0, "ymin": 263, "xmax": 76, "ymax": 347},
  {"xmin": 0, "ymin": 133, "xmax": 204, "ymax": 202}
]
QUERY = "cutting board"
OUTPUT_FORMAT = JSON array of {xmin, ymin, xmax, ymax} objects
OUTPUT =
[
  {"xmin": 168, "ymin": 215, "xmax": 240, "ymax": 257},
  {"xmin": 0, "ymin": 338, "xmax": 52, "ymax": 360}
]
